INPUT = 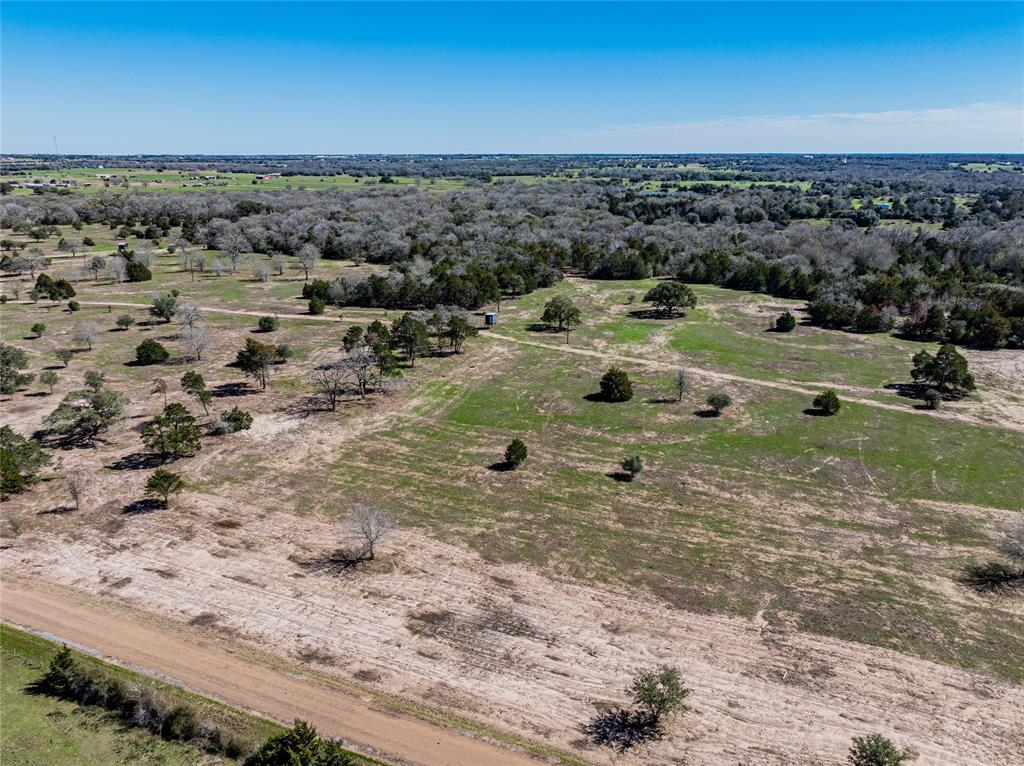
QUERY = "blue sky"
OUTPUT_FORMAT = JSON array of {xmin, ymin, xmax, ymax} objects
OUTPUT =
[{"xmin": 2, "ymin": 2, "xmax": 1021, "ymax": 153}]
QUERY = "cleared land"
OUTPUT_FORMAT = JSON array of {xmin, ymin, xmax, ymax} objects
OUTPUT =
[{"xmin": 2, "ymin": 251, "xmax": 1023, "ymax": 764}]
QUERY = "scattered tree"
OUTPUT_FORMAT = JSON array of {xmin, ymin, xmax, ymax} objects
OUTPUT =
[
  {"xmin": 392, "ymin": 313, "xmax": 430, "ymax": 366},
  {"xmin": 346, "ymin": 505, "xmax": 396, "ymax": 562},
  {"xmin": 115, "ymin": 314, "xmax": 135, "ymax": 331},
  {"xmin": 308, "ymin": 296, "xmax": 326, "ymax": 315},
  {"xmin": 83, "ymin": 370, "xmax": 105, "ymax": 392},
  {"xmin": 910, "ymin": 344, "xmax": 975, "ymax": 398},
  {"xmin": 180, "ymin": 371, "xmax": 212, "ymax": 414},
  {"xmin": 235, "ymin": 338, "xmax": 276, "ymax": 389},
  {"xmin": 149, "ymin": 292, "xmax": 179, "ymax": 323},
  {"xmin": 73, "ymin": 321, "xmax": 101, "ymax": 351},
  {"xmin": 813, "ymin": 389, "xmax": 841, "ymax": 415},
  {"xmin": 775, "ymin": 311, "xmax": 797, "ymax": 332},
  {"xmin": 44, "ymin": 385, "xmax": 128, "ymax": 444},
  {"xmin": 599, "ymin": 367, "xmax": 633, "ymax": 402},
  {"xmin": 173, "ymin": 303, "xmax": 205, "ymax": 333},
  {"xmin": 504, "ymin": 438, "xmax": 528, "ymax": 469},
  {"xmin": 706, "ymin": 392, "xmax": 732, "ymax": 415},
  {"xmin": 136, "ymin": 338, "xmax": 170, "ymax": 365},
  {"xmin": 180, "ymin": 326, "xmax": 213, "ymax": 361},
  {"xmin": 145, "ymin": 468, "xmax": 184, "ymax": 508},
  {"xmin": 40, "ymin": 370, "xmax": 59, "ymax": 393},
  {"xmin": 141, "ymin": 403, "xmax": 202, "ymax": 461},
  {"xmin": 628, "ymin": 665, "xmax": 690, "ymax": 724},
  {"xmin": 0, "ymin": 425, "xmax": 52, "ymax": 495},
  {"xmin": 296, "ymin": 244, "xmax": 321, "ymax": 282},
  {"xmin": 0, "ymin": 343, "xmax": 33, "ymax": 394},
  {"xmin": 257, "ymin": 315, "xmax": 279, "ymax": 333},
  {"xmin": 540, "ymin": 295, "xmax": 581, "ymax": 343},
  {"xmin": 622, "ymin": 455, "xmax": 644, "ymax": 480},
  {"xmin": 643, "ymin": 282, "xmax": 697, "ymax": 316},
  {"xmin": 922, "ymin": 388, "xmax": 941, "ymax": 410},
  {"xmin": 31, "ymin": 322, "xmax": 46, "ymax": 338},
  {"xmin": 54, "ymin": 349, "xmax": 74, "ymax": 368},
  {"xmin": 342, "ymin": 325, "xmax": 364, "ymax": 352},
  {"xmin": 672, "ymin": 368, "xmax": 689, "ymax": 402}
]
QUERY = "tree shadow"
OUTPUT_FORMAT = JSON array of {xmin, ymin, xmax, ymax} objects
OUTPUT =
[
  {"xmin": 301, "ymin": 547, "xmax": 369, "ymax": 576},
  {"xmin": 584, "ymin": 392, "xmax": 619, "ymax": 403},
  {"xmin": 884, "ymin": 382, "xmax": 929, "ymax": 401},
  {"xmin": 694, "ymin": 409, "xmax": 720, "ymax": 418},
  {"xmin": 488, "ymin": 461, "xmax": 515, "ymax": 472},
  {"xmin": 958, "ymin": 562, "xmax": 1024, "ymax": 593},
  {"xmin": 25, "ymin": 391, "xmax": 49, "ymax": 398},
  {"xmin": 526, "ymin": 322, "xmax": 561, "ymax": 334},
  {"xmin": 581, "ymin": 708, "xmax": 662, "ymax": 753},
  {"xmin": 802, "ymin": 408, "xmax": 831, "ymax": 417},
  {"xmin": 107, "ymin": 452, "xmax": 163, "ymax": 471},
  {"xmin": 122, "ymin": 498, "xmax": 163, "ymax": 515},
  {"xmin": 606, "ymin": 471, "xmax": 633, "ymax": 482},
  {"xmin": 626, "ymin": 308, "xmax": 679, "ymax": 320},
  {"xmin": 37, "ymin": 505, "xmax": 75, "ymax": 516},
  {"xmin": 646, "ymin": 396, "xmax": 678, "ymax": 404},
  {"xmin": 212, "ymin": 382, "xmax": 252, "ymax": 398}
]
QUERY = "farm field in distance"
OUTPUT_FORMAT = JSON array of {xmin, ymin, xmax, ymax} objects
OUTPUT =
[{"xmin": 1, "ymin": 152, "xmax": 1023, "ymax": 766}]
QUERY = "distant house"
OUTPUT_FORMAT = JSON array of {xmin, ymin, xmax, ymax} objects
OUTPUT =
[{"xmin": 875, "ymin": 202, "xmax": 892, "ymax": 210}]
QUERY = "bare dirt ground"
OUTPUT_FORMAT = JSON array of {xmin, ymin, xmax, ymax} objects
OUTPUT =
[
  {"xmin": 0, "ymin": 579, "xmax": 543, "ymax": 766},
  {"xmin": 3, "ymin": 506, "xmax": 1022, "ymax": 766}
]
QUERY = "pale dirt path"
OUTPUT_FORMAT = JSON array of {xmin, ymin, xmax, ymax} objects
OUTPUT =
[
  {"xmin": 480, "ymin": 331, "xmax": 1024, "ymax": 433},
  {"xmin": 0, "ymin": 578, "xmax": 549, "ymax": 766}
]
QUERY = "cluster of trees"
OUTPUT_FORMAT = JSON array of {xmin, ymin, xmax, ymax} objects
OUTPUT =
[
  {"xmin": 4, "ymin": 156, "xmax": 1020, "ymax": 343},
  {"xmin": 36, "ymin": 644, "xmax": 353, "ymax": 762}
]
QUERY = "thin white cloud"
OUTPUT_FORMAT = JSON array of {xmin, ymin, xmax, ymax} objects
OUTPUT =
[{"xmin": 560, "ymin": 102, "xmax": 1023, "ymax": 153}]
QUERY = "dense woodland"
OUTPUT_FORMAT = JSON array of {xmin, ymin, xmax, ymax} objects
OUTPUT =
[{"xmin": 3, "ymin": 155, "xmax": 1023, "ymax": 348}]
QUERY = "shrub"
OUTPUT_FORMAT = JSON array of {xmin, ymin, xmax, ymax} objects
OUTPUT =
[
  {"xmin": 40, "ymin": 370, "xmax": 59, "ymax": 393},
  {"xmin": 622, "ymin": 455, "xmax": 644, "ymax": 480},
  {"xmin": 135, "ymin": 339, "xmax": 169, "ymax": 365},
  {"xmin": 220, "ymin": 406, "xmax": 253, "ymax": 432},
  {"xmin": 504, "ymin": 438, "xmax": 527, "ymax": 469},
  {"xmin": 599, "ymin": 367, "xmax": 633, "ymax": 402},
  {"xmin": 125, "ymin": 260, "xmax": 152, "ymax": 282},
  {"xmin": 813, "ymin": 389, "xmax": 841, "ymax": 415},
  {"xmin": 257, "ymin": 316, "xmax": 279, "ymax": 333},
  {"xmin": 115, "ymin": 314, "xmax": 135, "ymax": 330},
  {"xmin": 0, "ymin": 450, "xmax": 25, "ymax": 495},
  {"xmin": 847, "ymin": 734, "xmax": 914, "ymax": 766},
  {"xmin": 82, "ymin": 236, "xmax": 95, "ymax": 246},
  {"xmin": 245, "ymin": 720, "xmax": 355, "ymax": 766},
  {"xmin": 775, "ymin": 311, "xmax": 796, "ymax": 332},
  {"xmin": 308, "ymin": 297, "xmax": 326, "ymax": 315},
  {"xmin": 628, "ymin": 665, "xmax": 689, "ymax": 724},
  {"xmin": 67, "ymin": 300, "xmax": 80, "ymax": 312},
  {"xmin": 31, "ymin": 322, "xmax": 46, "ymax": 338},
  {"xmin": 922, "ymin": 388, "xmax": 941, "ymax": 410},
  {"xmin": 706, "ymin": 392, "xmax": 732, "ymax": 414}
]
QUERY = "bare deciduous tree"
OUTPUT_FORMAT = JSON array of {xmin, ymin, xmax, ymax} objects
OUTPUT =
[
  {"xmin": 311, "ymin": 362, "xmax": 346, "ymax": 411},
  {"xmin": 296, "ymin": 244, "xmax": 321, "ymax": 282},
  {"xmin": 347, "ymin": 505, "xmax": 396, "ymax": 561},
  {"xmin": 181, "ymin": 326, "xmax": 213, "ymax": 361},
  {"xmin": 74, "ymin": 321, "xmax": 101, "ymax": 350},
  {"xmin": 174, "ymin": 304, "xmax": 206, "ymax": 333},
  {"xmin": 673, "ymin": 368, "xmax": 689, "ymax": 402}
]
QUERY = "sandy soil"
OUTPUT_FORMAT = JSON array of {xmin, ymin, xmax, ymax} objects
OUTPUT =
[{"xmin": 3, "ymin": 507, "xmax": 1021, "ymax": 766}]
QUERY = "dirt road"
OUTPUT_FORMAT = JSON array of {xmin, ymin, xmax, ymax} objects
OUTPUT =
[{"xmin": 0, "ymin": 578, "xmax": 548, "ymax": 766}]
